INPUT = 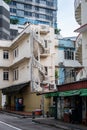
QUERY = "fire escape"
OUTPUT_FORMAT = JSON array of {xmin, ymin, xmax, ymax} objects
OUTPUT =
[{"xmin": 31, "ymin": 26, "xmax": 50, "ymax": 92}]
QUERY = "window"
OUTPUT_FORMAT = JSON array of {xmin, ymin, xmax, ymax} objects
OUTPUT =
[
  {"xmin": 24, "ymin": 4, "xmax": 32, "ymax": 9},
  {"xmin": 13, "ymin": 47, "xmax": 18, "ymax": 58},
  {"xmin": 35, "ymin": 0, "xmax": 39, "ymax": 3},
  {"xmin": 10, "ymin": 8, "xmax": 16, "ymax": 13},
  {"xmin": 35, "ymin": 7, "xmax": 39, "ymax": 11},
  {"xmin": 40, "ymin": 0, "xmax": 46, "ymax": 5},
  {"xmin": 17, "ymin": 10, "xmax": 24, "ymax": 17},
  {"xmin": 46, "ymin": 1, "xmax": 53, "ymax": 6},
  {"xmin": 10, "ymin": 1, "xmax": 16, "ymax": 6},
  {"xmin": 70, "ymin": 70, "xmax": 75, "ymax": 77},
  {"xmin": 17, "ymin": 3, "xmax": 24, "ymax": 10},
  {"xmin": 35, "ymin": 13, "xmax": 39, "ymax": 18},
  {"xmin": 24, "ymin": 11, "xmax": 32, "ymax": 16},
  {"xmin": 44, "ymin": 40, "xmax": 48, "ymax": 48},
  {"xmin": 13, "ymin": 68, "xmax": 19, "ymax": 80},
  {"xmin": 25, "ymin": 0, "xmax": 32, "ymax": 2},
  {"xmin": 39, "ymin": 8, "xmax": 45, "ymax": 13},
  {"xmin": 64, "ymin": 49, "xmax": 74, "ymax": 60},
  {"xmin": 39, "ymin": 14, "xmax": 46, "ymax": 19},
  {"xmin": 46, "ymin": 15, "xmax": 51, "ymax": 20},
  {"xmin": 3, "ymin": 70, "xmax": 9, "ymax": 80},
  {"xmin": 45, "ymin": 67, "xmax": 48, "ymax": 75},
  {"xmin": 3, "ymin": 50, "xmax": 9, "ymax": 59}
]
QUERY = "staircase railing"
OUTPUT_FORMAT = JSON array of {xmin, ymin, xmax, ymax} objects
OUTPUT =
[{"xmin": 32, "ymin": 57, "xmax": 45, "ymax": 74}]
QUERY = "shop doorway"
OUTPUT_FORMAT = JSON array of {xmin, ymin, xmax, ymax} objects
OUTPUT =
[
  {"xmin": 7, "ymin": 96, "xmax": 11, "ymax": 110},
  {"xmin": 75, "ymin": 96, "xmax": 82, "ymax": 123}
]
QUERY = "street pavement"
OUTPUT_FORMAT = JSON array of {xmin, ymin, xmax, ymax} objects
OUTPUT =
[
  {"xmin": 32, "ymin": 117, "xmax": 87, "ymax": 130},
  {"xmin": 1, "ymin": 110, "xmax": 87, "ymax": 130},
  {"xmin": 0, "ymin": 112, "xmax": 62, "ymax": 130}
]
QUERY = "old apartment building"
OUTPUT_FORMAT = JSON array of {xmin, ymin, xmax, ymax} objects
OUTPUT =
[{"xmin": 0, "ymin": 23, "xmax": 57, "ymax": 112}]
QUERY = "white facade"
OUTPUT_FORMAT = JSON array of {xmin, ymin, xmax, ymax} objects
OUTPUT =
[
  {"xmin": 0, "ymin": 0, "xmax": 9, "ymax": 11},
  {"xmin": 75, "ymin": 0, "xmax": 87, "ymax": 79},
  {"xmin": 0, "ymin": 24, "xmax": 57, "ymax": 93}
]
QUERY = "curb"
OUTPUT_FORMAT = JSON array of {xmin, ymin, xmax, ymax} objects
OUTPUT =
[
  {"xmin": 32, "ymin": 119, "xmax": 69, "ymax": 130},
  {"xmin": 32, "ymin": 119, "xmax": 87, "ymax": 130},
  {"xmin": 1, "ymin": 111, "xmax": 32, "ymax": 118}
]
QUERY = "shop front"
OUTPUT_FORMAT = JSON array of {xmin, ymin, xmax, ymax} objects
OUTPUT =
[
  {"xmin": 56, "ymin": 89, "xmax": 82, "ymax": 122},
  {"xmin": 2, "ymin": 82, "xmax": 30, "ymax": 111},
  {"xmin": 57, "ymin": 89, "xmax": 87, "ymax": 125},
  {"xmin": 45, "ymin": 80, "xmax": 87, "ymax": 125}
]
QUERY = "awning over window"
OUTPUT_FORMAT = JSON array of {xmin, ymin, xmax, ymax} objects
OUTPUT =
[{"xmin": 2, "ymin": 81, "xmax": 30, "ymax": 95}]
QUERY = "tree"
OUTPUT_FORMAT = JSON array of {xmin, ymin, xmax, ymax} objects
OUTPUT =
[
  {"xmin": 55, "ymin": 28, "xmax": 61, "ymax": 35},
  {"xmin": 55, "ymin": 69, "xmax": 58, "ymax": 79},
  {"xmin": 4, "ymin": 0, "xmax": 11, "ymax": 4},
  {"xmin": 55, "ymin": 69, "xmax": 58, "ymax": 85},
  {"xmin": 10, "ymin": 18, "xmax": 19, "ymax": 24}
]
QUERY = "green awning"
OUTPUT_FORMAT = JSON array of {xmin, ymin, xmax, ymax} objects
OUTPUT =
[
  {"xmin": 80, "ymin": 89, "xmax": 87, "ymax": 96},
  {"xmin": 59, "ymin": 90, "xmax": 80, "ymax": 97},
  {"xmin": 45, "ymin": 92, "xmax": 59, "ymax": 98},
  {"xmin": 45, "ymin": 89, "xmax": 87, "ymax": 97}
]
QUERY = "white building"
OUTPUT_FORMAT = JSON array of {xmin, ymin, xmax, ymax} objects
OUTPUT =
[
  {"xmin": 0, "ymin": 24, "xmax": 57, "ymax": 112},
  {"xmin": 75, "ymin": 0, "xmax": 87, "ymax": 79}
]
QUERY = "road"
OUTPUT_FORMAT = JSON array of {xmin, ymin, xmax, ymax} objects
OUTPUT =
[{"xmin": 0, "ymin": 112, "xmax": 62, "ymax": 130}]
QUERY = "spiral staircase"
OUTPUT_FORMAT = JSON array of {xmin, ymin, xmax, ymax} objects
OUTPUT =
[
  {"xmin": 32, "ymin": 31, "xmax": 50, "ymax": 91},
  {"xmin": 75, "ymin": 34, "xmax": 82, "ymax": 64},
  {"xmin": 74, "ymin": 0, "xmax": 82, "ymax": 25}
]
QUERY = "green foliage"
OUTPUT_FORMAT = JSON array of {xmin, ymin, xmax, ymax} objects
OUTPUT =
[
  {"xmin": 4, "ymin": 0, "xmax": 11, "ymax": 4},
  {"xmin": 55, "ymin": 28, "xmax": 61, "ymax": 35},
  {"xmin": 10, "ymin": 18, "xmax": 19, "ymax": 24},
  {"xmin": 55, "ymin": 69, "xmax": 58, "ymax": 79}
]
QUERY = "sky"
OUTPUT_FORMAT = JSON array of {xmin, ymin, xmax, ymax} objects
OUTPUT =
[{"xmin": 57, "ymin": 0, "xmax": 80, "ymax": 37}]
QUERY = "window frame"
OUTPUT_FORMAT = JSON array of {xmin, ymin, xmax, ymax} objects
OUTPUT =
[
  {"xmin": 3, "ymin": 70, "xmax": 9, "ymax": 80},
  {"xmin": 64, "ymin": 48, "xmax": 74, "ymax": 60},
  {"xmin": 13, "ymin": 47, "xmax": 19, "ymax": 58},
  {"xmin": 3, "ymin": 50, "xmax": 9, "ymax": 59},
  {"xmin": 13, "ymin": 68, "xmax": 19, "ymax": 81}
]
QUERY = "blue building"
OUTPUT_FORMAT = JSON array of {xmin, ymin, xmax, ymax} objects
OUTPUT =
[
  {"xmin": 9, "ymin": 0, "xmax": 57, "ymax": 28},
  {"xmin": 0, "ymin": 0, "xmax": 10, "ymax": 40},
  {"xmin": 57, "ymin": 38, "xmax": 81, "ymax": 85}
]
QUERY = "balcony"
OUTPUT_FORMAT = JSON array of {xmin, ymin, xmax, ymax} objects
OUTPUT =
[
  {"xmin": 74, "ymin": 0, "xmax": 81, "ymax": 25},
  {"xmin": 33, "ymin": 81, "xmax": 42, "ymax": 92},
  {"xmin": 13, "ymin": 0, "xmax": 33, "ymax": 4},
  {"xmin": 33, "ymin": 33, "xmax": 45, "ymax": 49},
  {"xmin": 40, "ymin": 48, "xmax": 50, "ymax": 57},
  {"xmin": 41, "ymin": 76, "xmax": 50, "ymax": 86},
  {"xmin": 40, "ymin": 25, "xmax": 49, "ymax": 34}
]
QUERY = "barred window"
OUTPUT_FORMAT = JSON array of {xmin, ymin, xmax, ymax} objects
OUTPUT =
[{"xmin": 64, "ymin": 49, "xmax": 74, "ymax": 60}]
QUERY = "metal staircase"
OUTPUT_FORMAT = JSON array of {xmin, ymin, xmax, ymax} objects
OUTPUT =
[{"xmin": 74, "ymin": 0, "xmax": 81, "ymax": 25}]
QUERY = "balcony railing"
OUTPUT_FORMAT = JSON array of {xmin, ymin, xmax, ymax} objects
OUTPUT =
[
  {"xmin": 33, "ymin": 33, "xmax": 45, "ymax": 49},
  {"xmin": 40, "ymin": 25, "xmax": 49, "ymax": 34}
]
